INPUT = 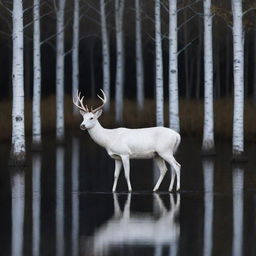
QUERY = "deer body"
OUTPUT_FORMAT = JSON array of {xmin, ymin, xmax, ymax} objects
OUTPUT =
[
  {"xmin": 88, "ymin": 122, "xmax": 180, "ymax": 159},
  {"xmin": 73, "ymin": 90, "xmax": 181, "ymax": 192}
]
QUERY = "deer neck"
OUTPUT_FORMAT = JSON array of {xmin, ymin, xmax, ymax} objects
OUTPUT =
[{"xmin": 87, "ymin": 120, "xmax": 109, "ymax": 148}]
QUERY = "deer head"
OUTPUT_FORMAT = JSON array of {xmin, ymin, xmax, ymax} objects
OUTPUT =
[{"xmin": 73, "ymin": 89, "xmax": 107, "ymax": 130}]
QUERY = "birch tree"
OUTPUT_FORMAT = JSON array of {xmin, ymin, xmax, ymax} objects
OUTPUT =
[
  {"xmin": 202, "ymin": 0, "xmax": 215, "ymax": 155},
  {"xmin": 115, "ymin": 0, "xmax": 125, "ymax": 123},
  {"xmin": 11, "ymin": 0, "xmax": 25, "ymax": 165},
  {"xmin": 135, "ymin": 0, "xmax": 144, "ymax": 110},
  {"xmin": 232, "ymin": 0, "xmax": 244, "ymax": 160},
  {"xmin": 32, "ymin": 0, "xmax": 42, "ymax": 150},
  {"xmin": 155, "ymin": 0, "xmax": 164, "ymax": 126},
  {"xmin": 56, "ymin": 0, "xmax": 66, "ymax": 143},
  {"xmin": 169, "ymin": 0, "xmax": 179, "ymax": 133},
  {"xmin": 72, "ymin": 0, "xmax": 80, "ymax": 116},
  {"xmin": 100, "ymin": 0, "xmax": 110, "ymax": 111}
]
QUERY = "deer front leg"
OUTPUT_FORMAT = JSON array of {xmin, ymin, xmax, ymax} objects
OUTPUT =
[
  {"xmin": 121, "ymin": 155, "xmax": 132, "ymax": 192},
  {"xmin": 112, "ymin": 159, "xmax": 122, "ymax": 192}
]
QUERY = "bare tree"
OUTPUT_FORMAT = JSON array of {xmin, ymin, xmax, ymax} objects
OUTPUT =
[
  {"xmin": 56, "ymin": 0, "xmax": 66, "ymax": 143},
  {"xmin": 232, "ymin": 0, "xmax": 245, "ymax": 161},
  {"xmin": 135, "ymin": 0, "xmax": 144, "ymax": 110},
  {"xmin": 72, "ymin": 0, "xmax": 80, "ymax": 116},
  {"xmin": 115, "ymin": 0, "xmax": 125, "ymax": 123},
  {"xmin": 100, "ymin": 0, "xmax": 110, "ymax": 111},
  {"xmin": 155, "ymin": 0, "xmax": 164, "ymax": 126},
  {"xmin": 10, "ymin": 0, "xmax": 26, "ymax": 165},
  {"xmin": 32, "ymin": 0, "xmax": 42, "ymax": 150},
  {"xmin": 169, "ymin": 0, "xmax": 179, "ymax": 133},
  {"xmin": 202, "ymin": 0, "xmax": 215, "ymax": 155}
]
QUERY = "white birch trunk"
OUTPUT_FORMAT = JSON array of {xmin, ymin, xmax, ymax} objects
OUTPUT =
[
  {"xmin": 72, "ymin": 0, "xmax": 79, "ymax": 116},
  {"xmin": 155, "ymin": 0, "xmax": 164, "ymax": 126},
  {"xmin": 11, "ymin": 170, "xmax": 25, "ymax": 256},
  {"xmin": 232, "ymin": 166, "xmax": 244, "ymax": 256},
  {"xmin": 115, "ymin": 0, "xmax": 125, "ymax": 123},
  {"xmin": 56, "ymin": 0, "xmax": 66, "ymax": 143},
  {"xmin": 11, "ymin": 0, "xmax": 25, "ymax": 164},
  {"xmin": 169, "ymin": 0, "xmax": 179, "ymax": 133},
  {"xmin": 32, "ymin": 154, "xmax": 41, "ymax": 256},
  {"xmin": 232, "ymin": 0, "xmax": 244, "ymax": 159},
  {"xmin": 202, "ymin": 0, "xmax": 215, "ymax": 155},
  {"xmin": 100, "ymin": 0, "xmax": 110, "ymax": 111},
  {"xmin": 32, "ymin": 0, "xmax": 42, "ymax": 150},
  {"xmin": 135, "ymin": 0, "xmax": 144, "ymax": 110}
]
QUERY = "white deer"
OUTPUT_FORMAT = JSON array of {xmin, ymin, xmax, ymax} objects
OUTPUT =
[{"xmin": 73, "ymin": 90, "xmax": 181, "ymax": 191}]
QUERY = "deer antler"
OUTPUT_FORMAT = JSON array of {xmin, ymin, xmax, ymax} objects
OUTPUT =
[
  {"xmin": 91, "ymin": 89, "xmax": 107, "ymax": 114},
  {"xmin": 73, "ymin": 90, "xmax": 89, "ymax": 113}
]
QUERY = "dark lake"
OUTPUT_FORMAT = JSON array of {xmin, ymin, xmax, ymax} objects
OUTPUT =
[{"xmin": 0, "ymin": 135, "xmax": 256, "ymax": 256}]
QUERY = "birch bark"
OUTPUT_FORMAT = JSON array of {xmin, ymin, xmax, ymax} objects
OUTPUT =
[
  {"xmin": 202, "ymin": 0, "xmax": 215, "ymax": 155},
  {"xmin": 72, "ymin": 0, "xmax": 79, "ymax": 116},
  {"xmin": 115, "ymin": 0, "xmax": 125, "ymax": 123},
  {"xmin": 155, "ymin": 0, "xmax": 164, "ymax": 126},
  {"xmin": 232, "ymin": 0, "xmax": 245, "ymax": 160},
  {"xmin": 169, "ymin": 0, "xmax": 179, "ymax": 132},
  {"xmin": 100, "ymin": 0, "xmax": 110, "ymax": 111},
  {"xmin": 32, "ymin": 0, "xmax": 42, "ymax": 150},
  {"xmin": 56, "ymin": 0, "xmax": 66, "ymax": 143},
  {"xmin": 135, "ymin": 0, "xmax": 144, "ymax": 110},
  {"xmin": 11, "ymin": 0, "xmax": 25, "ymax": 164}
]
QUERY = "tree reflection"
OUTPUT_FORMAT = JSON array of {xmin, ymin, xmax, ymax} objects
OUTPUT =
[
  {"xmin": 10, "ymin": 167, "xmax": 25, "ymax": 256},
  {"xmin": 232, "ymin": 164, "xmax": 244, "ymax": 256},
  {"xmin": 71, "ymin": 137, "xmax": 80, "ymax": 256},
  {"xmin": 56, "ymin": 146, "xmax": 65, "ymax": 256},
  {"xmin": 32, "ymin": 153, "xmax": 42, "ymax": 256},
  {"xmin": 202, "ymin": 158, "xmax": 214, "ymax": 256}
]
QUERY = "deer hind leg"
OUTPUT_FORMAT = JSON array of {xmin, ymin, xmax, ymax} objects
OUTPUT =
[
  {"xmin": 158, "ymin": 153, "xmax": 181, "ymax": 191},
  {"xmin": 153, "ymin": 156, "xmax": 167, "ymax": 191},
  {"xmin": 112, "ymin": 159, "xmax": 122, "ymax": 192},
  {"xmin": 121, "ymin": 155, "xmax": 132, "ymax": 192}
]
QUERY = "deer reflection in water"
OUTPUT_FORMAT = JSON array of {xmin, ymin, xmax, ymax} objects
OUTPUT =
[{"xmin": 84, "ymin": 193, "xmax": 180, "ymax": 256}]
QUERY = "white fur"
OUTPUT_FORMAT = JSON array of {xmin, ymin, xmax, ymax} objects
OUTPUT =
[{"xmin": 80, "ymin": 110, "xmax": 181, "ymax": 192}]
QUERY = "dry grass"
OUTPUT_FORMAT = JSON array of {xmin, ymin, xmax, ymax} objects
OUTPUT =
[{"xmin": 1, "ymin": 95, "xmax": 256, "ymax": 142}]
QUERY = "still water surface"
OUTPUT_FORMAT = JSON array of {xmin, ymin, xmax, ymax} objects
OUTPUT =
[{"xmin": 1, "ymin": 135, "xmax": 256, "ymax": 256}]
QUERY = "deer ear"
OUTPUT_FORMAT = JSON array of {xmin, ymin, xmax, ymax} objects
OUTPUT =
[
  {"xmin": 80, "ymin": 110, "xmax": 86, "ymax": 116},
  {"xmin": 94, "ymin": 109, "xmax": 103, "ymax": 119}
]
